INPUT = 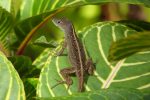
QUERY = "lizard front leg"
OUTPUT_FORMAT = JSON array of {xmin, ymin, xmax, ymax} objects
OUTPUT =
[
  {"xmin": 56, "ymin": 40, "xmax": 67, "ymax": 56},
  {"xmin": 60, "ymin": 67, "xmax": 76, "ymax": 89}
]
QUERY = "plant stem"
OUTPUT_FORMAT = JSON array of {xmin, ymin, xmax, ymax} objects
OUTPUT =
[{"xmin": 16, "ymin": 8, "xmax": 64, "ymax": 55}]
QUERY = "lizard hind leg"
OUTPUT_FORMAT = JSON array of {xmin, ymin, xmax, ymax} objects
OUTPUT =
[{"xmin": 60, "ymin": 67, "xmax": 76, "ymax": 89}]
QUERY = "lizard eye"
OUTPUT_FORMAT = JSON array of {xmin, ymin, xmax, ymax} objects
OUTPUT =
[{"xmin": 57, "ymin": 20, "xmax": 61, "ymax": 24}]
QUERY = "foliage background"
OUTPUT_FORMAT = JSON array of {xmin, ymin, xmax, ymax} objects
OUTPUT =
[{"xmin": 0, "ymin": 0, "xmax": 150, "ymax": 100}]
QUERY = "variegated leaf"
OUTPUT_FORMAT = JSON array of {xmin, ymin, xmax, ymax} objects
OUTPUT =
[
  {"xmin": 0, "ymin": 51, "xmax": 25, "ymax": 100},
  {"xmin": 0, "ymin": 7, "xmax": 14, "ymax": 55}
]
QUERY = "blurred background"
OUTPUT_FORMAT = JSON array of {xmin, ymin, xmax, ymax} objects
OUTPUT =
[
  {"xmin": 48, "ymin": 3, "xmax": 150, "ymax": 40},
  {"xmin": 57, "ymin": 3, "xmax": 150, "ymax": 30}
]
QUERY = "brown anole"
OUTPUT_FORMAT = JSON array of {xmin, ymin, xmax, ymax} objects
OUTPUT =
[{"xmin": 52, "ymin": 18, "xmax": 94, "ymax": 92}]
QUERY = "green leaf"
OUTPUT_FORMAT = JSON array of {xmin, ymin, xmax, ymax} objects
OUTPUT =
[
  {"xmin": 8, "ymin": 55, "xmax": 40, "ymax": 78},
  {"xmin": 35, "ymin": 22, "xmax": 150, "ymax": 98},
  {"xmin": 118, "ymin": 20, "xmax": 150, "ymax": 31},
  {"xmin": 28, "ymin": 42, "xmax": 64, "ymax": 76},
  {"xmin": 33, "ymin": 36, "xmax": 57, "ymax": 48},
  {"xmin": 108, "ymin": 32, "xmax": 150, "ymax": 62},
  {"xmin": 37, "ymin": 88, "xmax": 143, "ymax": 100},
  {"xmin": 11, "ymin": 0, "xmax": 22, "ymax": 16},
  {"xmin": 0, "ymin": 6, "xmax": 14, "ymax": 55},
  {"xmin": 32, "ymin": 40, "xmax": 65, "ymax": 68},
  {"xmin": 0, "ymin": 0, "xmax": 22, "ymax": 15},
  {"xmin": 23, "ymin": 78, "xmax": 38, "ymax": 100},
  {"xmin": 0, "ymin": 51, "xmax": 25, "ymax": 100},
  {"xmin": 0, "ymin": 0, "xmax": 11, "ymax": 12}
]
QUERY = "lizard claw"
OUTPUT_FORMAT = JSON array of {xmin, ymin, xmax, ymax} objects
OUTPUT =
[
  {"xmin": 51, "ymin": 78, "xmax": 72, "ymax": 90},
  {"xmin": 54, "ymin": 79, "xmax": 65, "ymax": 83},
  {"xmin": 51, "ymin": 79, "xmax": 66, "ymax": 89}
]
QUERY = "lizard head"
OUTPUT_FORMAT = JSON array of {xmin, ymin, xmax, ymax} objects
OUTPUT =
[{"xmin": 52, "ymin": 17, "xmax": 73, "ymax": 32}]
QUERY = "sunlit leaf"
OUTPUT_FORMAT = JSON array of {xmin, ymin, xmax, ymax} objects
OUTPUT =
[
  {"xmin": 0, "ymin": 0, "xmax": 11, "ymax": 12},
  {"xmin": 0, "ymin": 0, "xmax": 22, "ymax": 16},
  {"xmin": 11, "ymin": 0, "xmax": 22, "ymax": 16}
]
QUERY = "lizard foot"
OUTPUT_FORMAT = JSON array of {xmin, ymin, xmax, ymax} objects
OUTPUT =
[{"xmin": 51, "ymin": 79, "xmax": 72, "ymax": 90}]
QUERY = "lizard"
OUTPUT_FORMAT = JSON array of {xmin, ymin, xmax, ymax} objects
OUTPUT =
[{"xmin": 52, "ymin": 17, "xmax": 94, "ymax": 92}]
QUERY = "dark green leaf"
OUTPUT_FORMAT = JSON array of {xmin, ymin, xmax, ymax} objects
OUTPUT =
[
  {"xmin": 23, "ymin": 78, "xmax": 38, "ymax": 100},
  {"xmin": 8, "ymin": 55, "xmax": 40, "ymax": 78},
  {"xmin": 118, "ymin": 20, "xmax": 150, "ymax": 31},
  {"xmin": 108, "ymin": 32, "xmax": 150, "ymax": 62}
]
